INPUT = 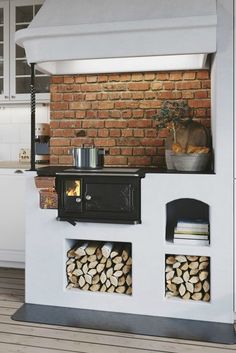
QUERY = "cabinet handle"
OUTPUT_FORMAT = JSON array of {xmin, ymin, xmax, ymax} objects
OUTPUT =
[
  {"xmin": 85, "ymin": 194, "xmax": 92, "ymax": 201},
  {"xmin": 11, "ymin": 95, "xmax": 16, "ymax": 99},
  {"xmin": 75, "ymin": 197, "xmax": 82, "ymax": 203},
  {"xmin": 4, "ymin": 96, "xmax": 8, "ymax": 99},
  {"xmin": 14, "ymin": 169, "xmax": 23, "ymax": 174}
]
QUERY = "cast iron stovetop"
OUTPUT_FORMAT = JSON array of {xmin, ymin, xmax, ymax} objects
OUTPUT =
[
  {"xmin": 36, "ymin": 166, "xmax": 146, "ymax": 177},
  {"xmin": 63, "ymin": 167, "xmax": 140, "ymax": 173}
]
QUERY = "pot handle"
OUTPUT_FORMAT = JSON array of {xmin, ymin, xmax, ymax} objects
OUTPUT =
[
  {"xmin": 68, "ymin": 148, "xmax": 78, "ymax": 158},
  {"xmin": 98, "ymin": 149, "xmax": 105, "ymax": 155},
  {"xmin": 98, "ymin": 149, "xmax": 109, "ymax": 155},
  {"xmin": 82, "ymin": 143, "xmax": 94, "ymax": 148}
]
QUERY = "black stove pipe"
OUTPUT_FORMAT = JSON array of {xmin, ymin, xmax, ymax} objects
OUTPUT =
[{"xmin": 30, "ymin": 63, "xmax": 36, "ymax": 171}]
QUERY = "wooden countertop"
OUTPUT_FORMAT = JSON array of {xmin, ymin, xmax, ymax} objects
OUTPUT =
[
  {"xmin": 0, "ymin": 161, "xmax": 30, "ymax": 169},
  {"xmin": 0, "ymin": 161, "xmax": 48, "ymax": 171}
]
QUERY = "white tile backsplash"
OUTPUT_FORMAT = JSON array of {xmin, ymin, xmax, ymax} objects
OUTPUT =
[
  {"xmin": 0, "ymin": 107, "xmax": 12, "ymax": 123},
  {"xmin": 19, "ymin": 124, "xmax": 31, "ymax": 144},
  {"xmin": 1, "ymin": 125, "xmax": 20, "ymax": 143},
  {"xmin": 36, "ymin": 105, "xmax": 50, "ymax": 122},
  {"xmin": 0, "ymin": 144, "xmax": 11, "ymax": 160},
  {"xmin": 10, "ymin": 144, "xmax": 20, "ymax": 161},
  {"xmin": 0, "ymin": 104, "xmax": 49, "ymax": 161}
]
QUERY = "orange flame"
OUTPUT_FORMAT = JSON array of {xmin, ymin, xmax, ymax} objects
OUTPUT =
[{"xmin": 66, "ymin": 180, "xmax": 81, "ymax": 196}]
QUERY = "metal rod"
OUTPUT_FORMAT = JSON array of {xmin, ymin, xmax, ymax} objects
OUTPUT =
[{"xmin": 30, "ymin": 63, "xmax": 36, "ymax": 171}]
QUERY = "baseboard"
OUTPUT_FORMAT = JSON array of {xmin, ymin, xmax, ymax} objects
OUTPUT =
[
  {"xmin": 0, "ymin": 249, "xmax": 24, "ymax": 268},
  {"xmin": 0, "ymin": 260, "xmax": 24, "ymax": 268}
]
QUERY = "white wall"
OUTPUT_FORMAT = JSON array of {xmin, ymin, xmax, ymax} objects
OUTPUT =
[{"xmin": 0, "ymin": 103, "xmax": 50, "ymax": 161}]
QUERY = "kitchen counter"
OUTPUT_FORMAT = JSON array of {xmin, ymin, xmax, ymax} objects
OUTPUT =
[
  {"xmin": 0, "ymin": 161, "xmax": 30, "ymax": 169},
  {"xmin": 0, "ymin": 161, "xmax": 49, "ymax": 173}
]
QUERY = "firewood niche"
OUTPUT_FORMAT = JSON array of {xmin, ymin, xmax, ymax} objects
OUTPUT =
[
  {"xmin": 165, "ymin": 254, "xmax": 210, "ymax": 301},
  {"xmin": 66, "ymin": 240, "xmax": 132, "ymax": 295}
]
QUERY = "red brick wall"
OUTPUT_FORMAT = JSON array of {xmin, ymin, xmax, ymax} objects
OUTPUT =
[{"xmin": 50, "ymin": 70, "xmax": 211, "ymax": 168}]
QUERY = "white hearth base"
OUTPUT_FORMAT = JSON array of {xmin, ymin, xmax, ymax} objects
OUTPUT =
[{"xmin": 25, "ymin": 171, "xmax": 234, "ymax": 324}]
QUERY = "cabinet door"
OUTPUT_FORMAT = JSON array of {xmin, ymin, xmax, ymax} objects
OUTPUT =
[
  {"xmin": 10, "ymin": 0, "xmax": 49, "ymax": 102},
  {"xmin": 0, "ymin": 1, "xmax": 9, "ymax": 101},
  {"xmin": 0, "ymin": 173, "xmax": 25, "ymax": 265},
  {"xmin": 83, "ymin": 176, "xmax": 141, "ymax": 223}
]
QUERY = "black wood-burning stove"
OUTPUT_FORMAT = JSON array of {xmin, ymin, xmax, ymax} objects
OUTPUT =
[{"xmin": 55, "ymin": 169, "xmax": 142, "ymax": 225}]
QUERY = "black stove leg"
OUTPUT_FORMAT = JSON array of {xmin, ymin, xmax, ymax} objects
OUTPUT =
[{"xmin": 56, "ymin": 217, "xmax": 77, "ymax": 226}]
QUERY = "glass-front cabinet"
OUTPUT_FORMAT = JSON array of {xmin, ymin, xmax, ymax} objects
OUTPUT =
[
  {"xmin": 11, "ymin": 0, "xmax": 49, "ymax": 101},
  {"xmin": 0, "ymin": 1, "xmax": 9, "ymax": 101},
  {"xmin": 0, "ymin": 0, "xmax": 49, "ymax": 102}
]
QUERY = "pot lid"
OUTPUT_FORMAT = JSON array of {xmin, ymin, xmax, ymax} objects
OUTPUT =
[{"xmin": 15, "ymin": 0, "xmax": 217, "ymax": 75}]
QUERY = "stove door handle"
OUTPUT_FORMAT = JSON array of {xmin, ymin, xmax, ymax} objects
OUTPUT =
[{"xmin": 85, "ymin": 194, "xmax": 92, "ymax": 201}]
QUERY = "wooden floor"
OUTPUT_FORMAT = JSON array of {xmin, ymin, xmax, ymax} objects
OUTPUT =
[{"xmin": 0, "ymin": 267, "xmax": 235, "ymax": 353}]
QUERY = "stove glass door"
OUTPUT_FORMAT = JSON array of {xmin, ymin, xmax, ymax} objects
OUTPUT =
[{"xmin": 63, "ymin": 179, "xmax": 82, "ymax": 212}]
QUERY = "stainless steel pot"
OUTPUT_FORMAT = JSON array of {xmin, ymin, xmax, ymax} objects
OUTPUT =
[{"xmin": 72, "ymin": 146, "xmax": 105, "ymax": 169}]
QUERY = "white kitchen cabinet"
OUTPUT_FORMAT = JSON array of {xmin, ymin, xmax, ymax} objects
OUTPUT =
[
  {"xmin": 0, "ymin": 0, "xmax": 9, "ymax": 101},
  {"xmin": 0, "ymin": 170, "xmax": 25, "ymax": 267},
  {"xmin": 0, "ymin": 0, "xmax": 49, "ymax": 103}
]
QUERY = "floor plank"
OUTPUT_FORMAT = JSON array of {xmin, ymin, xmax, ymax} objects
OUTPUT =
[
  {"xmin": 0, "ymin": 277, "xmax": 24, "ymax": 289},
  {"xmin": 0, "ymin": 267, "xmax": 235, "ymax": 353},
  {"xmin": 0, "ymin": 321, "xmax": 235, "ymax": 353},
  {"xmin": 0, "ymin": 268, "xmax": 25, "ymax": 279}
]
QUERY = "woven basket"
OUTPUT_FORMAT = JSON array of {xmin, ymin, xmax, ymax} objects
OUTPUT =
[{"xmin": 172, "ymin": 153, "xmax": 210, "ymax": 172}]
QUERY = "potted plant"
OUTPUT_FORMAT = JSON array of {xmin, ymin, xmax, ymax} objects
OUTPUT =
[
  {"xmin": 152, "ymin": 100, "xmax": 211, "ymax": 171},
  {"xmin": 154, "ymin": 100, "xmax": 192, "ymax": 144}
]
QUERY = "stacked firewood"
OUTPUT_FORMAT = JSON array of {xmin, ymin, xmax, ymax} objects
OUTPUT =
[
  {"xmin": 66, "ymin": 241, "xmax": 132, "ymax": 295},
  {"xmin": 165, "ymin": 255, "xmax": 210, "ymax": 301}
]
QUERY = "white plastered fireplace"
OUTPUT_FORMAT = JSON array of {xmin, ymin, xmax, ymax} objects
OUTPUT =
[{"xmin": 23, "ymin": 0, "xmax": 234, "ymax": 324}]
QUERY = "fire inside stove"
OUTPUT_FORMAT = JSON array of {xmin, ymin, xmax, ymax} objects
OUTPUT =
[{"xmin": 66, "ymin": 180, "xmax": 81, "ymax": 197}]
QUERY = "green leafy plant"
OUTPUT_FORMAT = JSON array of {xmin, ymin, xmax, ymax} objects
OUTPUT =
[{"xmin": 153, "ymin": 100, "xmax": 193, "ymax": 143}]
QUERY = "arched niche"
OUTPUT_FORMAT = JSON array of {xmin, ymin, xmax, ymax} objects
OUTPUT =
[{"xmin": 166, "ymin": 198, "xmax": 209, "ymax": 242}]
